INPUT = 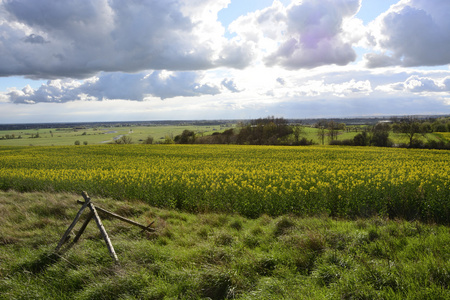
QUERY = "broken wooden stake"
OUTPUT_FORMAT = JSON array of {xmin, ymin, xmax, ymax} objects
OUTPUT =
[
  {"xmin": 55, "ymin": 191, "xmax": 155, "ymax": 263},
  {"xmin": 88, "ymin": 201, "xmax": 118, "ymax": 263}
]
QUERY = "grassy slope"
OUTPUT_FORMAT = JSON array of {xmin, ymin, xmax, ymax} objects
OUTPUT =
[{"xmin": 1, "ymin": 191, "xmax": 449, "ymax": 299}]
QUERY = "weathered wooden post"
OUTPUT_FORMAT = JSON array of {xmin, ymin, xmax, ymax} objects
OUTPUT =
[{"xmin": 88, "ymin": 200, "xmax": 119, "ymax": 263}]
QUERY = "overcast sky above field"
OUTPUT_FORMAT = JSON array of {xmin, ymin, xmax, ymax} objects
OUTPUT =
[{"xmin": 1, "ymin": 0, "xmax": 450, "ymax": 124}]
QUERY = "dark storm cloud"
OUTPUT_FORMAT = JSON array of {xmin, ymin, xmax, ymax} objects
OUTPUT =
[
  {"xmin": 8, "ymin": 71, "xmax": 221, "ymax": 104},
  {"xmin": 0, "ymin": 0, "xmax": 251, "ymax": 79},
  {"xmin": 23, "ymin": 34, "xmax": 47, "ymax": 44}
]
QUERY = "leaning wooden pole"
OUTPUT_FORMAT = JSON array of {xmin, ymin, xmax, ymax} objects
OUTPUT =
[
  {"xmin": 89, "ymin": 202, "xmax": 119, "ymax": 263},
  {"xmin": 77, "ymin": 201, "xmax": 155, "ymax": 232},
  {"xmin": 72, "ymin": 211, "xmax": 94, "ymax": 244},
  {"xmin": 55, "ymin": 192, "xmax": 91, "ymax": 252}
]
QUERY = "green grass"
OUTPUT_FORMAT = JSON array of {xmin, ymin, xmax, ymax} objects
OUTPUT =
[
  {"xmin": 435, "ymin": 132, "xmax": 450, "ymax": 142},
  {"xmin": 290, "ymin": 126, "xmax": 441, "ymax": 145},
  {"xmin": 1, "ymin": 191, "xmax": 449, "ymax": 299}
]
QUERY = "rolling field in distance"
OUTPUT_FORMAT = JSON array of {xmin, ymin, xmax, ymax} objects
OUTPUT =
[
  {"xmin": 0, "ymin": 122, "xmax": 446, "ymax": 147},
  {"xmin": 0, "ymin": 124, "xmax": 229, "ymax": 146}
]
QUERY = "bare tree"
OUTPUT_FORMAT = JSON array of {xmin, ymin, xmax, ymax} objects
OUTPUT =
[
  {"xmin": 327, "ymin": 121, "xmax": 339, "ymax": 142},
  {"xmin": 317, "ymin": 126, "xmax": 326, "ymax": 145}
]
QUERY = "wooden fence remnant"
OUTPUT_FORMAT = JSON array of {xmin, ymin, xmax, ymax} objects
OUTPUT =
[{"xmin": 55, "ymin": 191, "xmax": 155, "ymax": 263}]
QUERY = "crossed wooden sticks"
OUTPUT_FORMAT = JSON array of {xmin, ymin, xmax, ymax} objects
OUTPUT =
[{"xmin": 55, "ymin": 191, "xmax": 155, "ymax": 263}]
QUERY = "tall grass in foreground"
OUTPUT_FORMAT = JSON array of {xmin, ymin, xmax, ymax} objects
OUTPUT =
[
  {"xmin": 1, "ymin": 191, "xmax": 449, "ymax": 299},
  {"xmin": 0, "ymin": 144, "xmax": 449, "ymax": 223}
]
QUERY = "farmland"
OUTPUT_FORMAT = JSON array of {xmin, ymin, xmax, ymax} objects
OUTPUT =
[
  {"xmin": 0, "ymin": 124, "xmax": 229, "ymax": 146},
  {"xmin": 1, "ymin": 191, "xmax": 449, "ymax": 299},
  {"xmin": 1, "ymin": 144, "xmax": 449, "ymax": 299},
  {"xmin": 0, "ymin": 144, "xmax": 448, "ymax": 223},
  {"xmin": 1, "ymin": 117, "xmax": 449, "ymax": 148}
]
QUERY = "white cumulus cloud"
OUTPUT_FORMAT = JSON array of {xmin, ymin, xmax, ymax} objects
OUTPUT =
[
  {"xmin": 365, "ymin": 0, "xmax": 450, "ymax": 67},
  {"xmin": 377, "ymin": 75, "xmax": 450, "ymax": 93},
  {"xmin": 229, "ymin": 0, "xmax": 361, "ymax": 69}
]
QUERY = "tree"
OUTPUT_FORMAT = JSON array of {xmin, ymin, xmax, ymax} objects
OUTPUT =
[
  {"xmin": 327, "ymin": 121, "xmax": 339, "ymax": 142},
  {"xmin": 292, "ymin": 125, "xmax": 304, "ymax": 144},
  {"xmin": 432, "ymin": 121, "xmax": 447, "ymax": 132},
  {"xmin": 420, "ymin": 122, "xmax": 433, "ymax": 133},
  {"xmin": 373, "ymin": 122, "xmax": 391, "ymax": 133},
  {"xmin": 174, "ymin": 130, "xmax": 196, "ymax": 144},
  {"xmin": 338, "ymin": 123, "xmax": 346, "ymax": 131},
  {"xmin": 392, "ymin": 117, "xmax": 423, "ymax": 147},
  {"xmin": 142, "ymin": 136, "xmax": 154, "ymax": 144},
  {"xmin": 371, "ymin": 122, "xmax": 391, "ymax": 147},
  {"xmin": 115, "ymin": 135, "xmax": 133, "ymax": 144},
  {"xmin": 221, "ymin": 128, "xmax": 234, "ymax": 144},
  {"xmin": 317, "ymin": 127, "xmax": 326, "ymax": 145},
  {"xmin": 236, "ymin": 116, "xmax": 293, "ymax": 145},
  {"xmin": 163, "ymin": 135, "xmax": 174, "ymax": 144},
  {"xmin": 353, "ymin": 131, "xmax": 369, "ymax": 146},
  {"xmin": 371, "ymin": 131, "xmax": 390, "ymax": 147}
]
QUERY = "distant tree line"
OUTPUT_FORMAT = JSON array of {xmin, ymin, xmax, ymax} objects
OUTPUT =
[
  {"xmin": 0, "ymin": 132, "xmax": 41, "ymax": 139},
  {"xmin": 392, "ymin": 116, "xmax": 450, "ymax": 149},
  {"xmin": 0, "ymin": 134, "xmax": 22, "ymax": 140},
  {"xmin": 173, "ymin": 116, "xmax": 314, "ymax": 146},
  {"xmin": 112, "ymin": 115, "xmax": 450, "ymax": 150},
  {"xmin": 331, "ymin": 116, "xmax": 450, "ymax": 149}
]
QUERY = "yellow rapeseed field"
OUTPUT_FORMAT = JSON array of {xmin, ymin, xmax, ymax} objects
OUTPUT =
[{"xmin": 0, "ymin": 144, "xmax": 448, "ymax": 222}]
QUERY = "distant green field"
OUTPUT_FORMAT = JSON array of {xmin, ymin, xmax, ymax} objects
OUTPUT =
[
  {"xmin": 0, "ymin": 125, "xmax": 228, "ymax": 146},
  {"xmin": 300, "ymin": 126, "xmax": 439, "ymax": 145},
  {"xmin": 0, "ymin": 124, "xmax": 444, "ymax": 146}
]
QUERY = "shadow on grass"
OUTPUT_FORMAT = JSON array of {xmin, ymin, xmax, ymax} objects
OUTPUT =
[{"xmin": 17, "ymin": 252, "xmax": 62, "ymax": 274}]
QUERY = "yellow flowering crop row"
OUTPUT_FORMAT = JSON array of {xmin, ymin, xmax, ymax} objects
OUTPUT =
[{"xmin": 0, "ymin": 145, "xmax": 448, "ymax": 222}]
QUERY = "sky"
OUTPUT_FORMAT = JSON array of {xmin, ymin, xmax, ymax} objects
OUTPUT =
[{"xmin": 0, "ymin": 0, "xmax": 450, "ymax": 124}]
